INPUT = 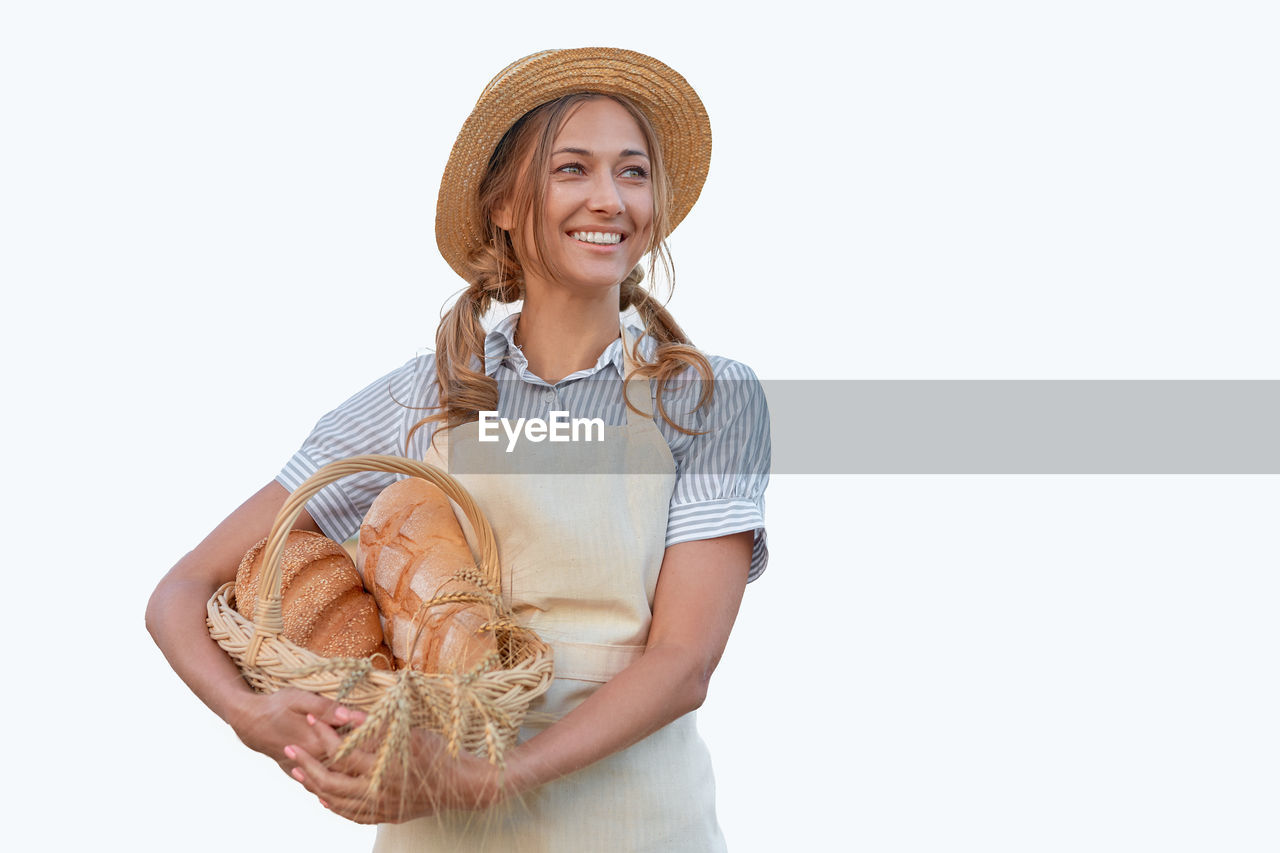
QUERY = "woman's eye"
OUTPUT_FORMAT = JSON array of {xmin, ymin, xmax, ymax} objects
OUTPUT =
[
  {"xmin": 556, "ymin": 162, "xmax": 586, "ymax": 175},
  {"xmin": 621, "ymin": 165, "xmax": 649, "ymax": 179}
]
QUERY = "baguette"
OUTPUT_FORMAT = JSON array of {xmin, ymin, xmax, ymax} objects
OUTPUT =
[{"xmin": 358, "ymin": 477, "xmax": 498, "ymax": 674}]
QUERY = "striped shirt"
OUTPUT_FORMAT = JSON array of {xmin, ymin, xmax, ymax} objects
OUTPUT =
[{"xmin": 278, "ymin": 313, "xmax": 770, "ymax": 581}]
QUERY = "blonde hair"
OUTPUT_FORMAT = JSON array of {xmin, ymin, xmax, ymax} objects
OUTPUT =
[{"xmin": 414, "ymin": 93, "xmax": 713, "ymax": 450}]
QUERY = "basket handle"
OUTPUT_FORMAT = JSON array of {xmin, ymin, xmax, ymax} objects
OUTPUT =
[{"xmin": 251, "ymin": 454, "xmax": 500, "ymax": 641}]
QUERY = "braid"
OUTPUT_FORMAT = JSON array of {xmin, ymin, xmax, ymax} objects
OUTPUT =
[
  {"xmin": 621, "ymin": 269, "xmax": 714, "ymax": 434},
  {"xmin": 410, "ymin": 223, "xmax": 535, "ymax": 452}
]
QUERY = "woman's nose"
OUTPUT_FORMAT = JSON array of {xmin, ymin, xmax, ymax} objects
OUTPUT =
[{"xmin": 587, "ymin": 174, "xmax": 625, "ymax": 216}]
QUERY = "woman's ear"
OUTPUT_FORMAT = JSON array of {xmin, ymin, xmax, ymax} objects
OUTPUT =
[{"xmin": 492, "ymin": 198, "xmax": 514, "ymax": 231}]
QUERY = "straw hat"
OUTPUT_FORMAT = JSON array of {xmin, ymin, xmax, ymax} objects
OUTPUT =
[{"xmin": 435, "ymin": 48, "xmax": 712, "ymax": 282}]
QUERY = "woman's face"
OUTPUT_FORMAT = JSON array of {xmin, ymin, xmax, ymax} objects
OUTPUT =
[{"xmin": 498, "ymin": 97, "xmax": 655, "ymax": 298}]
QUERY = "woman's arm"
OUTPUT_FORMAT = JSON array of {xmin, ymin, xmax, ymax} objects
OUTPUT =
[
  {"xmin": 145, "ymin": 481, "xmax": 347, "ymax": 773},
  {"xmin": 507, "ymin": 530, "xmax": 753, "ymax": 788},
  {"xmin": 288, "ymin": 530, "xmax": 754, "ymax": 822}
]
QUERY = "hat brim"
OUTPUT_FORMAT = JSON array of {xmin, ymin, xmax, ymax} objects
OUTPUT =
[{"xmin": 435, "ymin": 48, "xmax": 712, "ymax": 284}]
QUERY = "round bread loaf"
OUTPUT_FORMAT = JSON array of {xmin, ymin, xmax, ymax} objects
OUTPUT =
[
  {"xmin": 358, "ymin": 477, "xmax": 499, "ymax": 674},
  {"xmin": 235, "ymin": 529, "xmax": 392, "ymax": 668}
]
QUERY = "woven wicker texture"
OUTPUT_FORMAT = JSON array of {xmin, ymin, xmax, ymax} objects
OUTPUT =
[
  {"xmin": 435, "ymin": 47, "xmax": 712, "ymax": 282},
  {"xmin": 207, "ymin": 454, "xmax": 554, "ymax": 774}
]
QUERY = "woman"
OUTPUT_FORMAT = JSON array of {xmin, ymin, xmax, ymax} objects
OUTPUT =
[{"xmin": 147, "ymin": 48, "xmax": 769, "ymax": 851}]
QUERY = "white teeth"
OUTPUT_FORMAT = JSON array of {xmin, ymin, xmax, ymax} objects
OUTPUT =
[{"xmin": 571, "ymin": 231, "xmax": 622, "ymax": 245}]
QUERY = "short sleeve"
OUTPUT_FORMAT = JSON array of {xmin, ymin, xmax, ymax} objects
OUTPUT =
[
  {"xmin": 661, "ymin": 358, "xmax": 771, "ymax": 582},
  {"xmin": 276, "ymin": 355, "xmax": 437, "ymax": 543}
]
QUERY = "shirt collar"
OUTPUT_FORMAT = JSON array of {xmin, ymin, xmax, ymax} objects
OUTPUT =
[
  {"xmin": 482, "ymin": 313, "xmax": 519, "ymax": 378},
  {"xmin": 483, "ymin": 311, "xmax": 642, "ymax": 381}
]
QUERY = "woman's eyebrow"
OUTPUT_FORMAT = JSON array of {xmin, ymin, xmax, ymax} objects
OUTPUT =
[{"xmin": 552, "ymin": 146, "xmax": 650, "ymax": 159}]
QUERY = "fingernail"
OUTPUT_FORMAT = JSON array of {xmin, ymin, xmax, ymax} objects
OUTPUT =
[
  {"xmin": 335, "ymin": 706, "xmax": 350, "ymax": 723},
  {"xmin": 306, "ymin": 714, "xmax": 316, "ymax": 725},
  {"xmin": 319, "ymin": 798, "xmax": 329, "ymax": 809},
  {"xmin": 284, "ymin": 745, "xmax": 297, "ymax": 760},
  {"xmin": 291, "ymin": 767, "xmax": 306, "ymax": 782}
]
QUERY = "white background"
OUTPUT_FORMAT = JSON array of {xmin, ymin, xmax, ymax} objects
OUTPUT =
[{"xmin": 3, "ymin": 2, "xmax": 1277, "ymax": 850}]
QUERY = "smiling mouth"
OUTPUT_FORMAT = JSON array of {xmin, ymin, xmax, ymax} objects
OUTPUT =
[{"xmin": 569, "ymin": 231, "xmax": 624, "ymax": 245}]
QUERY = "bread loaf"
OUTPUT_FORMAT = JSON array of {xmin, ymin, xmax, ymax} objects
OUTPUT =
[
  {"xmin": 235, "ymin": 530, "xmax": 392, "ymax": 668},
  {"xmin": 358, "ymin": 477, "xmax": 498, "ymax": 674}
]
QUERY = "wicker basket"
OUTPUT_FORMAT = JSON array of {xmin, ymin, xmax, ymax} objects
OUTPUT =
[{"xmin": 207, "ymin": 454, "xmax": 554, "ymax": 767}]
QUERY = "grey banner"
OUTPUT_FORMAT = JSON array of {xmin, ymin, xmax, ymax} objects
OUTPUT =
[
  {"xmin": 769, "ymin": 380, "xmax": 1280, "ymax": 474},
  {"xmin": 445, "ymin": 380, "xmax": 1280, "ymax": 474}
]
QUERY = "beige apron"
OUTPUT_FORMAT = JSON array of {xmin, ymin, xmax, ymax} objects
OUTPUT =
[{"xmin": 373, "ymin": 325, "xmax": 727, "ymax": 853}]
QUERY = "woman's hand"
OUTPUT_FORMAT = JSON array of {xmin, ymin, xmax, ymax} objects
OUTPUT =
[
  {"xmin": 285, "ymin": 710, "xmax": 507, "ymax": 824},
  {"xmin": 227, "ymin": 688, "xmax": 354, "ymax": 776}
]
